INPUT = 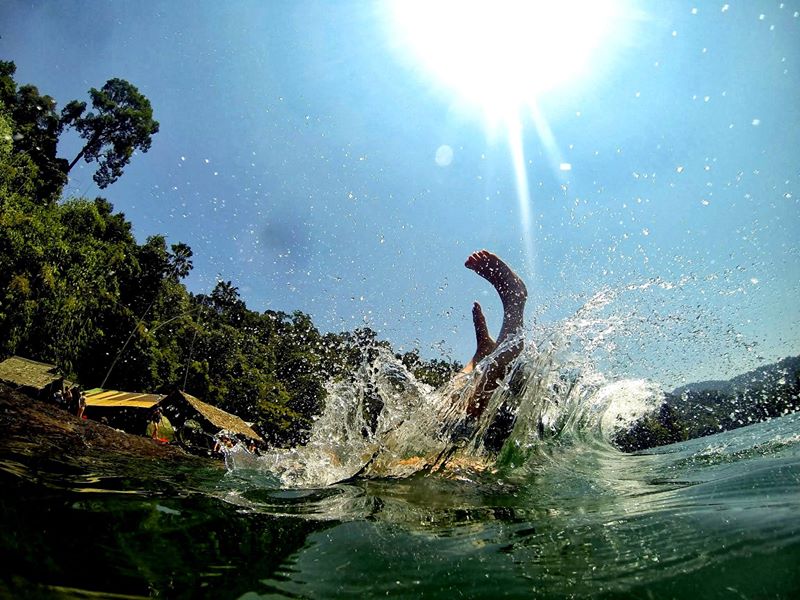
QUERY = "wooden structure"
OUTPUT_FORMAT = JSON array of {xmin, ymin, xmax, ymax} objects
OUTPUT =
[
  {"xmin": 84, "ymin": 388, "xmax": 165, "ymax": 433},
  {"xmin": 0, "ymin": 356, "xmax": 69, "ymax": 398},
  {"xmin": 159, "ymin": 390, "xmax": 263, "ymax": 452}
]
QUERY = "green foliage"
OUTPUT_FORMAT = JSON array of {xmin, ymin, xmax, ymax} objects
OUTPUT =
[
  {"xmin": 612, "ymin": 404, "xmax": 688, "ymax": 452},
  {"xmin": 63, "ymin": 78, "xmax": 159, "ymax": 188},
  {"xmin": 0, "ymin": 61, "xmax": 158, "ymax": 199},
  {"xmin": 0, "ymin": 61, "xmax": 67, "ymax": 202}
]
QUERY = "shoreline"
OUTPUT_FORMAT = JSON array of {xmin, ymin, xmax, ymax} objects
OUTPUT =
[{"xmin": 0, "ymin": 383, "xmax": 217, "ymax": 468}]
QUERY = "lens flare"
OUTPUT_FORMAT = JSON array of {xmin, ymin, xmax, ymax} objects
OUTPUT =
[
  {"xmin": 388, "ymin": 1, "xmax": 629, "ymax": 277},
  {"xmin": 389, "ymin": 0, "xmax": 624, "ymax": 119}
]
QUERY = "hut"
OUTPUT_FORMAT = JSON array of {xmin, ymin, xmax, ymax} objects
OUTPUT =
[
  {"xmin": 84, "ymin": 389, "xmax": 165, "ymax": 434},
  {"xmin": 0, "ymin": 356, "xmax": 69, "ymax": 398},
  {"xmin": 159, "ymin": 390, "xmax": 263, "ymax": 453}
]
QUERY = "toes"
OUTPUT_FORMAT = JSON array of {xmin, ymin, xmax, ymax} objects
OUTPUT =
[
  {"xmin": 465, "ymin": 249, "xmax": 489, "ymax": 270},
  {"xmin": 472, "ymin": 301, "xmax": 492, "ymax": 344},
  {"xmin": 472, "ymin": 301, "xmax": 486, "ymax": 325}
]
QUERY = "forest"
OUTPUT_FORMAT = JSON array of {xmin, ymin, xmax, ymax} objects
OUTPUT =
[
  {"xmin": 0, "ymin": 61, "xmax": 460, "ymax": 446},
  {"xmin": 612, "ymin": 355, "xmax": 800, "ymax": 451}
]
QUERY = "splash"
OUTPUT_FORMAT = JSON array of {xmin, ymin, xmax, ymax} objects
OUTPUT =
[{"xmin": 238, "ymin": 290, "xmax": 669, "ymax": 488}]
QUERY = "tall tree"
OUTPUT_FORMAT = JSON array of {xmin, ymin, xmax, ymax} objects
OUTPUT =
[
  {"xmin": 0, "ymin": 61, "xmax": 68, "ymax": 201},
  {"xmin": 62, "ymin": 78, "xmax": 159, "ymax": 188}
]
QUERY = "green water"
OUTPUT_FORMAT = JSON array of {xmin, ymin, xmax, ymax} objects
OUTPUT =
[{"xmin": 1, "ymin": 411, "xmax": 798, "ymax": 599}]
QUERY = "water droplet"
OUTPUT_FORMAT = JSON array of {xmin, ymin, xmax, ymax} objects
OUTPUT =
[{"xmin": 435, "ymin": 145, "xmax": 454, "ymax": 167}]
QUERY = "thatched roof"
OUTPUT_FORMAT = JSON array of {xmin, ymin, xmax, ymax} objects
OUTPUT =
[
  {"xmin": 85, "ymin": 389, "xmax": 164, "ymax": 409},
  {"xmin": 0, "ymin": 356, "xmax": 67, "ymax": 391},
  {"xmin": 161, "ymin": 390, "xmax": 263, "ymax": 442}
]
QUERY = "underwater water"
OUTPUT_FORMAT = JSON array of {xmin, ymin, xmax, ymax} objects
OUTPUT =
[{"xmin": 2, "ymin": 334, "xmax": 799, "ymax": 599}]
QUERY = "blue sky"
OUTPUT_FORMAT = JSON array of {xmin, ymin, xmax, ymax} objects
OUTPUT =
[{"xmin": 2, "ymin": 1, "xmax": 798, "ymax": 387}]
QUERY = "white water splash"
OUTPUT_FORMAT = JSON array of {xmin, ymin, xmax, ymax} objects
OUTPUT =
[{"xmin": 235, "ymin": 288, "xmax": 678, "ymax": 488}]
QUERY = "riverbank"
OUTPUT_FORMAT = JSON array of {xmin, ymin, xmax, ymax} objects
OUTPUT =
[{"xmin": 0, "ymin": 383, "xmax": 215, "ymax": 467}]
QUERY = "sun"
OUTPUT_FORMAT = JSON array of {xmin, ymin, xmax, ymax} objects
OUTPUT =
[
  {"xmin": 386, "ymin": 1, "xmax": 632, "ymax": 277},
  {"xmin": 388, "ymin": 0, "xmax": 625, "ymax": 121}
]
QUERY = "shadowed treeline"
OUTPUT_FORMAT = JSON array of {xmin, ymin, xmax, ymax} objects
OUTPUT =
[{"xmin": 613, "ymin": 356, "xmax": 800, "ymax": 451}]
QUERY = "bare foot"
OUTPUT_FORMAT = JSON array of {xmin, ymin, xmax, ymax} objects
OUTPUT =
[
  {"xmin": 471, "ymin": 301, "xmax": 496, "ymax": 365},
  {"xmin": 465, "ymin": 250, "xmax": 527, "ymax": 307}
]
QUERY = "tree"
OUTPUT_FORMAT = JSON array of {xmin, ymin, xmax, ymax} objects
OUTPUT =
[
  {"xmin": 62, "ymin": 78, "xmax": 159, "ymax": 188},
  {"xmin": 168, "ymin": 242, "xmax": 194, "ymax": 280},
  {"xmin": 0, "ymin": 61, "xmax": 68, "ymax": 201},
  {"xmin": 211, "ymin": 281, "xmax": 244, "ymax": 315}
]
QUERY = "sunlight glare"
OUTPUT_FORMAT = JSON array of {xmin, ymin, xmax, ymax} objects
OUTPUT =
[{"xmin": 389, "ymin": 0, "xmax": 623, "ymax": 119}]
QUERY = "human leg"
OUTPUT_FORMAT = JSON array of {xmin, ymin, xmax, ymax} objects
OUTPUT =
[{"xmin": 462, "ymin": 250, "xmax": 527, "ymax": 418}]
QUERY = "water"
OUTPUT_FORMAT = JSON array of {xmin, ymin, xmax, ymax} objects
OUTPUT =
[
  {"xmin": 2, "ymin": 296, "xmax": 799, "ymax": 598},
  {"xmin": 2, "ymin": 344, "xmax": 799, "ymax": 598}
]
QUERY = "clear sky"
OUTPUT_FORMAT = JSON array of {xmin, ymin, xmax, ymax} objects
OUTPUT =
[{"xmin": 2, "ymin": 1, "xmax": 798, "ymax": 387}]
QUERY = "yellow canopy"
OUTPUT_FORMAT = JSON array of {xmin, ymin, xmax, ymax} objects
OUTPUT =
[{"xmin": 84, "ymin": 389, "xmax": 163, "ymax": 409}]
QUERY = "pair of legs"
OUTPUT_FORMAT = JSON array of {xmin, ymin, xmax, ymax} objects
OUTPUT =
[{"xmin": 460, "ymin": 250, "xmax": 527, "ymax": 419}]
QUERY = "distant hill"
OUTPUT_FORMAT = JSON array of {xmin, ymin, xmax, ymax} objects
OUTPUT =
[
  {"xmin": 613, "ymin": 355, "xmax": 800, "ymax": 452},
  {"xmin": 672, "ymin": 356, "xmax": 800, "ymax": 398}
]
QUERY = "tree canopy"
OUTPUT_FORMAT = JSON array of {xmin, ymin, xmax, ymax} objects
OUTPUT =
[
  {"xmin": 62, "ymin": 78, "xmax": 160, "ymax": 188},
  {"xmin": 0, "ymin": 61, "xmax": 158, "ymax": 199}
]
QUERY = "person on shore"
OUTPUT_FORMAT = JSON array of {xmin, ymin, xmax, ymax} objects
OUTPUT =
[
  {"xmin": 51, "ymin": 387, "xmax": 64, "ymax": 409},
  {"xmin": 149, "ymin": 407, "xmax": 163, "ymax": 439},
  {"xmin": 212, "ymin": 434, "xmax": 234, "ymax": 455},
  {"xmin": 76, "ymin": 388, "xmax": 86, "ymax": 419},
  {"xmin": 67, "ymin": 386, "xmax": 80, "ymax": 416}
]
